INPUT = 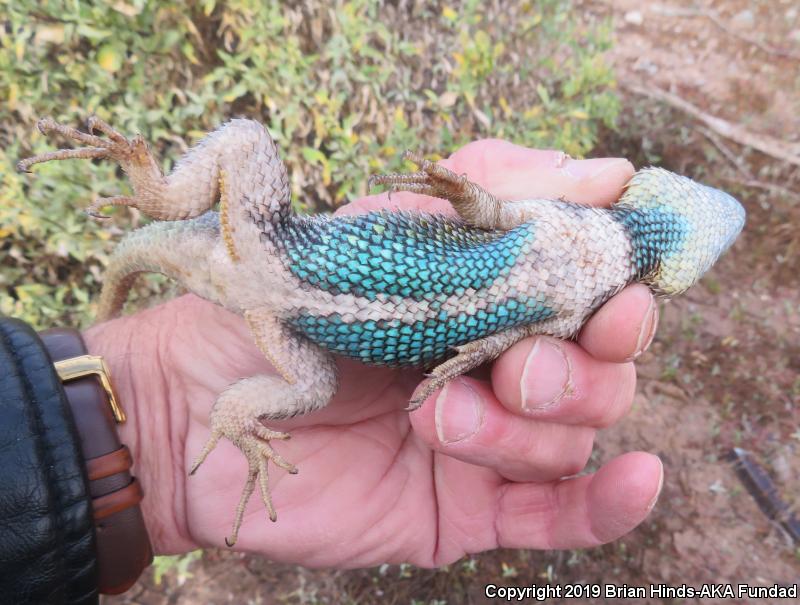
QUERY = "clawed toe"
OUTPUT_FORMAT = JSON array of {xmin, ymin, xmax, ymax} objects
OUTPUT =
[
  {"xmin": 225, "ymin": 433, "xmax": 297, "ymax": 545},
  {"xmin": 84, "ymin": 196, "xmax": 134, "ymax": 220},
  {"xmin": 369, "ymin": 150, "xmax": 470, "ymax": 204},
  {"xmin": 86, "ymin": 115, "xmax": 128, "ymax": 143},
  {"xmin": 190, "ymin": 420, "xmax": 299, "ymax": 547},
  {"xmin": 406, "ymin": 375, "xmax": 448, "ymax": 410}
]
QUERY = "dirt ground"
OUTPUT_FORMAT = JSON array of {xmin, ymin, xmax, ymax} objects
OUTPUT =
[{"xmin": 105, "ymin": 1, "xmax": 799, "ymax": 603}]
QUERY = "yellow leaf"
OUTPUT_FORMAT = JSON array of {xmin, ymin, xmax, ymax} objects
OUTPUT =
[
  {"xmin": 524, "ymin": 105, "xmax": 543, "ymax": 119},
  {"xmin": 7, "ymin": 83, "xmax": 18, "ymax": 111},
  {"xmin": 498, "ymin": 96, "xmax": 510, "ymax": 117},
  {"xmin": 442, "ymin": 6, "xmax": 457, "ymax": 20},
  {"xmin": 322, "ymin": 162, "xmax": 331, "ymax": 187},
  {"xmin": 570, "ymin": 110, "xmax": 589, "ymax": 120},
  {"xmin": 97, "ymin": 44, "xmax": 123, "ymax": 73}
]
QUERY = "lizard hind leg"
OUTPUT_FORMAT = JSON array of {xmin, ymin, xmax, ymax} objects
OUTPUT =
[
  {"xmin": 189, "ymin": 310, "xmax": 339, "ymax": 546},
  {"xmin": 18, "ymin": 116, "xmax": 289, "ymax": 223}
]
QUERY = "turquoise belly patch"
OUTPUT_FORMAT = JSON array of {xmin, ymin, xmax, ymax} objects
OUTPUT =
[
  {"xmin": 289, "ymin": 297, "xmax": 554, "ymax": 367},
  {"xmin": 282, "ymin": 211, "xmax": 535, "ymax": 301}
]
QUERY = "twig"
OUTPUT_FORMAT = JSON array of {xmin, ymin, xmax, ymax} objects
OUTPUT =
[
  {"xmin": 698, "ymin": 117, "xmax": 799, "ymax": 203},
  {"xmin": 624, "ymin": 83, "xmax": 800, "ymax": 168},
  {"xmin": 698, "ymin": 126, "xmax": 752, "ymax": 178},
  {"xmin": 728, "ymin": 448, "xmax": 800, "ymax": 544}
]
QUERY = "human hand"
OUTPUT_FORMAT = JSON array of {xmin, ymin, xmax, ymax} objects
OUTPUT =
[{"xmin": 84, "ymin": 140, "xmax": 662, "ymax": 566}]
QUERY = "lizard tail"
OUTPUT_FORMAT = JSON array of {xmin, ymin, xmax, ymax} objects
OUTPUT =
[{"xmin": 96, "ymin": 213, "xmax": 221, "ymax": 321}]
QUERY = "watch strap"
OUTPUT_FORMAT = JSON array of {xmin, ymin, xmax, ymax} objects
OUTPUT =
[{"xmin": 40, "ymin": 328, "xmax": 153, "ymax": 595}]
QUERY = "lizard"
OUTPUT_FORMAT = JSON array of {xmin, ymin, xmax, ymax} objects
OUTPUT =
[{"xmin": 17, "ymin": 116, "xmax": 746, "ymax": 546}]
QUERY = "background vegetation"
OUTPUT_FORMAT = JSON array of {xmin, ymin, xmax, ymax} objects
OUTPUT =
[
  {"xmin": 4, "ymin": 0, "xmax": 797, "ymax": 602},
  {"xmin": 1, "ymin": 0, "xmax": 617, "ymax": 329}
]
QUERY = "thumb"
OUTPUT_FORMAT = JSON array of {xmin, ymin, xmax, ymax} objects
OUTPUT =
[{"xmin": 440, "ymin": 139, "xmax": 634, "ymax": 206}]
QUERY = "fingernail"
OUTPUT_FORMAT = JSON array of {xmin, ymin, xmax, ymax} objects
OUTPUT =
[
  {"xmin": 646, "ymin": 458, "xmax": 665, "ymax": 513},
  {"xmin": 562, "ymin": 157, "xmax": 629, "ymax": 181},
  {"xmin": 630, "ymin": 296, "xmax": 659, "ymax": 360},
  {"xmin": 434, "ymin": 378, "xmax": 484, "ymax": 444},
  {"xmin": 521, "ymin": 338, "xmax": 572, "ymax": 411}
]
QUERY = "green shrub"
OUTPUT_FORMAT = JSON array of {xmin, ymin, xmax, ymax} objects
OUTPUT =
[{"xmin": 1, "ymin": 0, "xmax": 619, "ymax": 328}]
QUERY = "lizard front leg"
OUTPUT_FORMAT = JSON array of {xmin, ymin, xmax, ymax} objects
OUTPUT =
[
  {"xmin": 190, "ymin": 310, "xmax": 339, "ymax": 546},
  {"xmin": 409, "ymin": 325, "xmax": 537, "ymax": 410},
  {"xmin": 370, "ymin": 151, "xmax": 571, "ymax": 231},
  {"xmin": 370, "ymin": 151, "xmax": 511, "ymax": 229}
]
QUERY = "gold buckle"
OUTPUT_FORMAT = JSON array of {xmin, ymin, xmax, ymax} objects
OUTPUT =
[{"xmin": 54, "ymin": 355, "xmax": 126, "ymax": 423}]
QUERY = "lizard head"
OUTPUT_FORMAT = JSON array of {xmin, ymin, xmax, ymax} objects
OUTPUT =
[{"xmin": 613, "ymin": 167, "xmax": 746, "ymax": 297}]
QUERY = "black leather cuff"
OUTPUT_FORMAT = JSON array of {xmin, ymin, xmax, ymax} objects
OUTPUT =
[{"xmin": 0, "ymin": 317, "xmax": 98, "ymax": 605}]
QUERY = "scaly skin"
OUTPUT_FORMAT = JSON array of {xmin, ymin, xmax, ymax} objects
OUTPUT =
[{"xmin": 18, "ymin": 117, "xmax": 745, "ymax": 545}]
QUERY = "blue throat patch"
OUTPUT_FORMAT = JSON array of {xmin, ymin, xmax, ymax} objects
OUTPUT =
[
  {"xmin": 612, "ymin": 206, "xmax": 689, "ymax": 278},
  {"xmin": 282, "ymin": 211, "xmax": 535, "ymax": 301}
]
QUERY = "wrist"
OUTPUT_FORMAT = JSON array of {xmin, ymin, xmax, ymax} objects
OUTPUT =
[{"xmin": 83, "ymin": 303, "xmax": 197, "ymax": 554}]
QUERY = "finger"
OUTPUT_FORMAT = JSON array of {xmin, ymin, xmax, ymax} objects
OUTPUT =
[
  {"xmin": 439, "ymin": 139, "xmax": 635, "ymax": 206},
  {"xmin": 579, "ymin": 284, "xmax": 659, "ymax": 362},
  {"xmin": 490, "ymin": 336, "xmax": 636, "ymax": 428},
  {"xmin": 495, "ymin": 452, "xmax": 663, "ymax": 549},
  {"xmin": 409, "ymin": 376, "xmax": 596, "ymax": 482}
]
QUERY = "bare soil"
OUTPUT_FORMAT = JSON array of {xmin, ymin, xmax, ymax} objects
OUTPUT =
[{"xmin": 105, "ymin": 1, "xmax": 800, "ymax": 603}]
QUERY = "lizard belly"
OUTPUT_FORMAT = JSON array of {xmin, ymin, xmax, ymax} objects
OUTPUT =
[
  {"xmin": 286, "ymin": 292, "xmax": 555, "ymax": 367},
  {"xmin": 280, "ymin": 206, "xmax": 634, "ymax": 367}
]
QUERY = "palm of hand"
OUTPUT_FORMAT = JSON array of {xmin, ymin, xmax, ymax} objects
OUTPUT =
[
  {"xmin": 92, "ymin": 140, "xmax": 662, "ymax": 562},
  {"xmin": 173, "ymin": 302, "xmax": 447, "ymax": 565}
]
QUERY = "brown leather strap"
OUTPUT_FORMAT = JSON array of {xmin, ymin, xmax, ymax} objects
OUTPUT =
[
  {"xmin": 87, "ymin": 445, "xmax": 133, "ymax": 481},
  {"xmin": 40, "ymin": 328, "xmax": 153, "ymax": 595},
  {"xmin": 94, "ymin": 477, "xmax": 144, "ymax": 519}
]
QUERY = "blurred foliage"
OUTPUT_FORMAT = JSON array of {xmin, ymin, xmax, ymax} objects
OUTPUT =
[
  {"xmin": 151, "ymin": 550, "xmax": 203, "ymax": 586},
  {"xmin": 1, "ymin": 0, "xmax": 619, "ymax": 328}
]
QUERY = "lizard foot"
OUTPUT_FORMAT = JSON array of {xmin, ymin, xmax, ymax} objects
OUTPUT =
[
  {"xmin": 369, "ymin": 151, "xmax": 505, "ymax": 228},
  {"xmin": 369, "ymin": 150, "xmax": 470, "ymax": 200},
  {"xmin": 408, "ymin": 327, "xmax": 533, "ymax": 410},
  {"xmin": 408, "ymin": 340, "xmax": 489, "ymax": 410},
  {"xmin": 17, "ymin": 116, "xmax": 157, "ymax": 218},
  {"xmin": 190, "ymin": 419, "xmax": 296, "ymax": 547}
]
